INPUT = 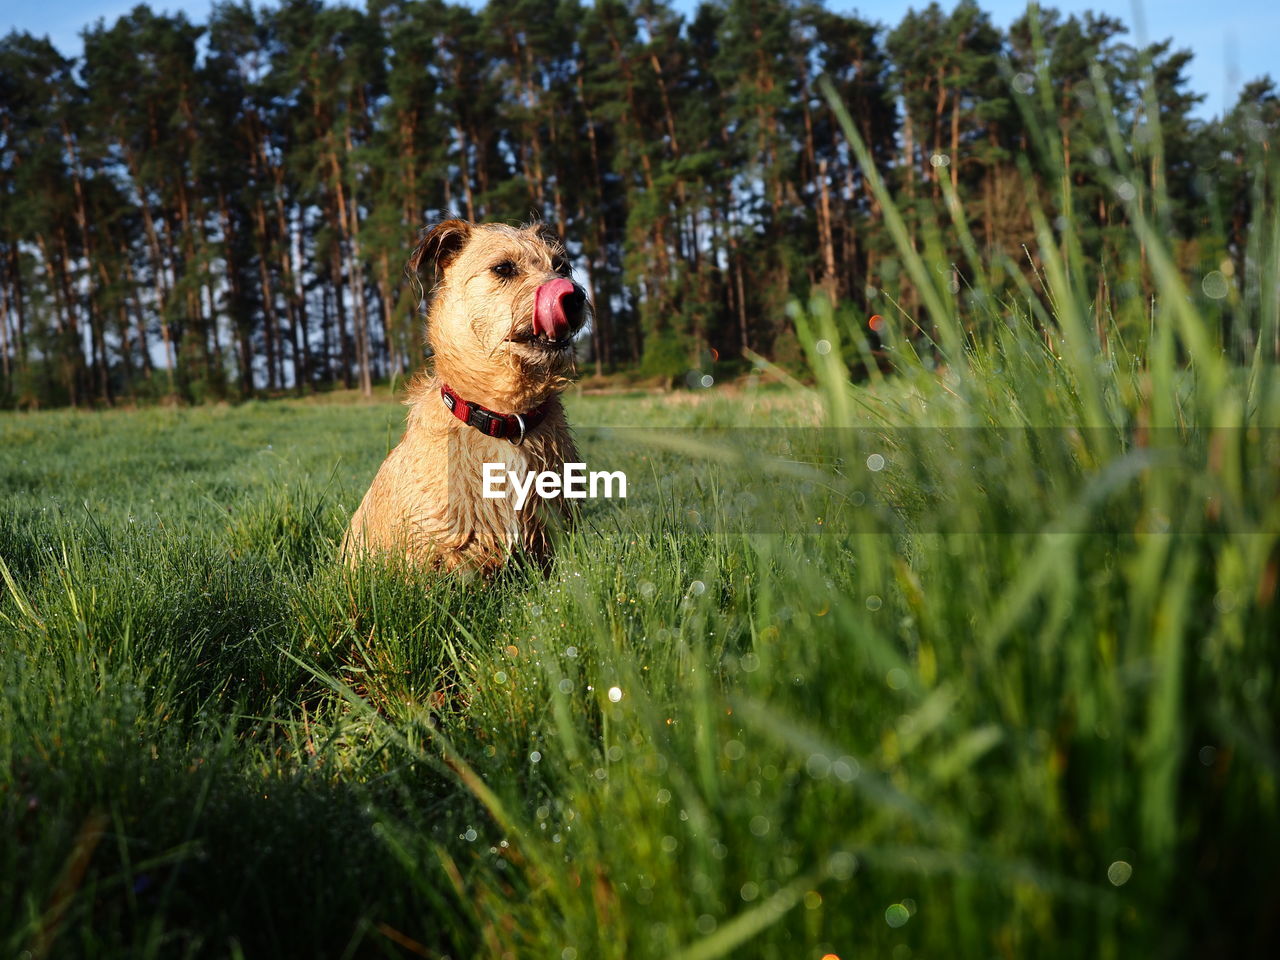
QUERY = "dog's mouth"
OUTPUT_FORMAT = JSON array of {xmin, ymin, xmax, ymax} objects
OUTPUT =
[
  {"xmin": 506, "ymin": 328, "xmax": 576, "ymax": 352},
  {"xmin": 502, "ymin": 279, "xmax": 585, "ymax": 356}
]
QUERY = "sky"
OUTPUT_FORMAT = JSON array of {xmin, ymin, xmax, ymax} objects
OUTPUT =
[{"xmin": 4, "ymin": 0, "xmax": 1276, "ymax": 120}]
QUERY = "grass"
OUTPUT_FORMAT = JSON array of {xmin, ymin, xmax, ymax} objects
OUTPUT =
[
  {"xmin": 4, "ymin": 88, "xmax": 1280, "ymax": 959},
  {"xmin": 3, "ymin": 349, "xmax": 1277, "ymax": 958}
]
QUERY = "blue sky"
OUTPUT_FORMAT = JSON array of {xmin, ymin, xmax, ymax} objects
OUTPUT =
[{"xmin": 5, "ymin": 1, "xmax": 1276, "ymax": 119}]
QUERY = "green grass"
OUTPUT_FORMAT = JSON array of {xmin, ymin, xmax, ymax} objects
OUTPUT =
[
  {"xmin": 2, "ymin": 349, "xmax": 1277, "ymax": 958},
  {"xmin": 4, "ymin": 90, "xmax": 1280, "ymax": 958}
]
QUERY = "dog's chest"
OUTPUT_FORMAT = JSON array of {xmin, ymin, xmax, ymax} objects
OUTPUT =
[{"xmin": 444, "ymin": 431, "xmax": 559, "ymax": 547}]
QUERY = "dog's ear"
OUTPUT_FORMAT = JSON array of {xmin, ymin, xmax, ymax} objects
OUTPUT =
[
  {"xmin": 408, "ymin": 219, "xmax": 472, "ymax": 278},
  {"xmin": 532, "ymin": 221, "xmax": 565, "ymax": 252}
]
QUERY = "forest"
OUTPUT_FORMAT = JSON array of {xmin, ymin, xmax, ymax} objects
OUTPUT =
[{"xmin": 0, "ymin": 0, "xmax": 1276, "ymax": 407}]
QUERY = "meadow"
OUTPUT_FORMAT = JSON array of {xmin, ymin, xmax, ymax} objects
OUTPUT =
[
  {"xmin": 3, "ymin": 304, "xmax": 1278, "ymax": 960},
  {"xmin": 4, "ymin": 88, "xmax": 1280, "ymax": 959}
]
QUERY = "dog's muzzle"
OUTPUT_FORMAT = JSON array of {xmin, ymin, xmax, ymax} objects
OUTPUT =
[{"xmin": 534, "ymin": 278, "xmax": 586, "ymax": 340}]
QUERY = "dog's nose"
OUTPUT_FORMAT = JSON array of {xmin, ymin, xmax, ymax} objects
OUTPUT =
[{"xmin": 534, "ymin": 278, "xmax": 583, "ymax": 340}]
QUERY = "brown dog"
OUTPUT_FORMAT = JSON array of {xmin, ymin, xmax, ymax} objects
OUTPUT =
[{"xmin": 342, "ymin": 220, "xmax": 587, "ymax": 571}]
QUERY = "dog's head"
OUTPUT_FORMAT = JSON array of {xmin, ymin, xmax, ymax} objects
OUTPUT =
[{"xmin": 410, "ymin": 219, "xmax": 589, "ymax": 411}]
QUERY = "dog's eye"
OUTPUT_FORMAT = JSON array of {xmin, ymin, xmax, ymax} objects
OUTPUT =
[
  {"xmin": 491, "ymin": 260, "xmax": 518, "ymax": 279},
  {"xmin": 553, "ymin": 258, "xmax": 571, "ymax": 277}
]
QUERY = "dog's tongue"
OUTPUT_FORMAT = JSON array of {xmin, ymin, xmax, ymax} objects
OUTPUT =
[{"xmin": 534, "ymin": 278, "xmax": 575, "ymax": 340}]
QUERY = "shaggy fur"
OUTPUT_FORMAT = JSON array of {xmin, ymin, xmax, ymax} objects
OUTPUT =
[{"xmin": 342, "ymin": 220, "xmax": 586, "ymax": 571}]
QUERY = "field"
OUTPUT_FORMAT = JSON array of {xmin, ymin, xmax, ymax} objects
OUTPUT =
[{"xmin": 3, "ymin": 300, "xmax": 1279, "ymax": 959}]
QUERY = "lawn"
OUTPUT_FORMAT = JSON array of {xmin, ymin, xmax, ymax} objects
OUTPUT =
[{"xmin": 3, "ymin": 315, "xmax": 1277, "ymax": 959}]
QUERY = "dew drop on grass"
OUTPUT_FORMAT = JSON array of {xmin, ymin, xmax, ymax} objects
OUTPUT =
[
  {"xmin": 1201, "ymin": 271, "xmax": 1229, "ymax": 299},
  {"xmin": 832, "ymin": 757, "xmax": 860, "ymax": 782},
  {"xmin": 723, "ymin": 740, "xmax": 746, "ymax": 760},
  {"xmin": 885, "ymin": 903, "xmax": 909, "ymax": 927},
  {"xmin": 558, "ymin": 679, "xmax": 573, "ymax": 694},
  {"xmin": 740, "ymin": 881, "xmax": 759, "ymax": 902},
  {"xmin": 696, "ymin": 914, "xmax": 717, "ymax": 934},
  {"xmin": 815, "ymin": 339, "xmax": 832, "ymax": 356},
  {"xmin": 749, "ymin": 816, "xmax": 770, "ymax": 837},
  {"xmin": 608, "ymin": 686, "xmax": 623, "ymax": 702},
  {"xmin": 463, "ymin": 827, "xmax": 477, "ymax": 842},
  {"xmin": 564, "ymin": 646, "xmax": 578, "ymax": 658},
  {"xmin": 827, "ymin": 851, "xmax": 857, "ymax": 880},
  {"xmin": 866, "ymin": 454, "xmax": 885, "ymax": 472},
  {"xmin": 660, "ymin": 835, "xmax": 678, "ymax": 853},
  {"xmin": 1107, "ymin": 860, "xmax": 1133, "ymax": 886},
  {"xmin": 806, "ymin": 754, "xmax": 831, "ymax": 779},
  {"xmin": 530, "ymin": 751, "xmax": 542, "ymax": 764}
]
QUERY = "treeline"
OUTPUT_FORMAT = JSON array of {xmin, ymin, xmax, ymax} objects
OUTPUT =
[{"xmin": 0, "ymin": 0, "xmax": 1276, "ymax": 407}]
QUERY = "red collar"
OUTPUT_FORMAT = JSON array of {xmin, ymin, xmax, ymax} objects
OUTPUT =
[{"xmin": 439, "ymin": 383, "xmax": 549, "ymax": 445}]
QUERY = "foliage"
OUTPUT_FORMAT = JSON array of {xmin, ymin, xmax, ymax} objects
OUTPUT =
[{"xmin": 1, "ymin": 0, "xmax": 1278, "ymax": 407}]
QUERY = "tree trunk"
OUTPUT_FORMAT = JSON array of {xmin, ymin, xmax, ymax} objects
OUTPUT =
[
  {"xmin": 0, "ymin": 275, "xmax": 11, "ymax": 389},
  {"xmin": 7, "ymin": 246, "xmax": 26, "ymax": 367},
  {"xmin": 63, "ymin": 122, "xmax": 110, "ymax": 404},
  {"xmin": 817, "ymin": 159, "xmax": 838, "ymax": 301},
  {"xmin": 332, "ymin": 127, "xmax": 372, "ymax": 397},
  {"xmin": 253, "ymin": 199, "xmax": 281, "ymax": 391},
  {"xmin": 331, "ymin": 243, "xmax": 352, "ymax": 389}
]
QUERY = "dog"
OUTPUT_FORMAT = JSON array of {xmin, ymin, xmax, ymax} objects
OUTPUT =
[{"xmin": 342, "ymin": 219, "xmax": 588, "ymax": 571}]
